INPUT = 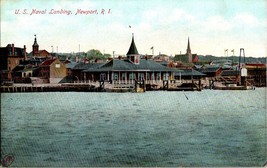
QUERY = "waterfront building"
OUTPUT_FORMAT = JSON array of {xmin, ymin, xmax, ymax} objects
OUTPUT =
[
  {"xmin": 196, "ymin": 65, "xmax": 222, "ymax": 77},
  {"xmin": 81, "ymin": 34, "xmax": 179, "ymax": 83},
  {"xmin": 39, "ymin": 58, "xmax": 66, "ymax": 83},
  {"xmin": 12, "ymin": 63, "xmax": 38, "ymax": 83},
  {"xmin": 0, "ymin": 44, "xmax": 27, "ymax": 81},
  {"xmin": 246, "ymin": 63, "xmax": 266, "ymax": 87}
]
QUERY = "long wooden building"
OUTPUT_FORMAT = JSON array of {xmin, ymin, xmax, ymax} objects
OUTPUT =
[{"xmin": 81, "ymin": 34, "xmax": 180, "ymax": 83}]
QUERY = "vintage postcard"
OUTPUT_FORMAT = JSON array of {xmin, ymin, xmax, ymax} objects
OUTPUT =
[{"xmin": 0, "ymin": 0, "xmax": 266, "ymax": 167}]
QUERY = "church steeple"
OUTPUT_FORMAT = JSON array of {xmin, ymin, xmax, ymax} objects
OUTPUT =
[
  {"xmin": 127, "ymin": 33, "xmax": 140, "ymax": 64},
  {"xmin": 186, "ymin": 37, "xmax": 191, "ymax": 54},
  {"xmin": 186, "ymin": 37, "xmax": 192, "ymax": 63},
  {"xmin": 32, "ymin": 34, "xmax": 39, "ymax": 56}
]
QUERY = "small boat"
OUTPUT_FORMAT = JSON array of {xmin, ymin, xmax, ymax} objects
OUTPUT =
[{"xmin": 213, "ymin": 83, "xmax": 254, "ymax": 90}]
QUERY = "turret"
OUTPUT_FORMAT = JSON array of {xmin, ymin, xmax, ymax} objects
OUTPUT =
[{"xmin": 127, "ymin": 33, "xmax": 140, "ymax": 64}]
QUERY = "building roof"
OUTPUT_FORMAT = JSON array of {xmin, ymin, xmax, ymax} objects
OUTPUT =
[
  {"xmin": 72, "ymin": 62, "xmax": 104, "ymax": 70},
  {"xmin": 126, "ymin": 34, "xmax": 139, "ymax": 55},
  {"xmin": 66, "ymin": 62, "xmax": 78, "ymax": 69},
  {"xmin": 27, "ymin": 50, "xmax": 50, "ymax": 57},
  {"xmin": 33, "ymin": 35, "xmax": 39, "ymax": 46},
  {"xmin": 199, "ymin": 67, "xmax": 221, "ymax": 73},
  {"xmin": 83, "ymin": 58, "xmax": 181, "ymax": 72},
  {"xmin": 0, "ymin": 45, "xmax": 25, "ymax": 57},
  {"xmin": 174, "ymin": 54, "xmax": 198, "ymax": 63},
  {"xmin": 221, "ymin": 70, "xmax": 239, "ymax": 76},
  {"xmin": 40, "ymin": 59, "xmax": 56, "ymax": 66},
  {"xmin": 174, "ymin": 69, "xmax": 206, "ymax": 76}
]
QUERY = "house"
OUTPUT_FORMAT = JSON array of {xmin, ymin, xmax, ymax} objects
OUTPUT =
[
  {"xmin": 12, "ymin": 64, "xmax": 38, "ymax": 83},
  {"xmin": 39, "ymin": 58, "xmax": 66, "ymax": 83},
  {"xmin": 0, "ymin": 44, "xmax": 27, "ymax": 81}
]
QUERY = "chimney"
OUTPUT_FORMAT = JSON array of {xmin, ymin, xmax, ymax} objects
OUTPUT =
[
  {"xmin": 24, "ymin": 45, "xmax": 27, "ymax": 60},
  {"xmin": 75, "ymin": 56, "xmax": 79, "ymax": 63},
  {"xmin": 12, "ymin": 44, "xmax": 15, "ymax": 56}
]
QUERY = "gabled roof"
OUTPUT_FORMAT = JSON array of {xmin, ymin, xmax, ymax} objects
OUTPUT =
[
  {"xmin": 40, "ymin": 59, "xmax": 56, "ymax": 66},
  {"xmin": 199, "ymin": 67, "xmax": 221, "ymax": 73},
  {"xmin": 221, "ymin": 70, "xmax": 239, "ymax": 76},
  {"xmin": 66, "ymin": 62, "xmax": 78, "ymax": 69},
  {"xmin": 72, "ymin": 62, "xmax": 103, "ymax": 70},
  {"xmin": 83, "ymin": 59, "xmax": 181, "ymax": 72},
  {"xmin": 126, "ymin": 34, "xmax": 139, "ymax": 55},
  {"xmin": 174, "ymin": 69, "xmax": 206, "ymax": 76}
]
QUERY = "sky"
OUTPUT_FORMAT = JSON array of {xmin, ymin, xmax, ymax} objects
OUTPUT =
[{"xmin": 1, "ymin": 0, "xmax": 266, "ymax": 57}]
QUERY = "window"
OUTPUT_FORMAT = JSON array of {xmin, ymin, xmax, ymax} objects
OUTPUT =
[
  {"xmin": 129, "ymin": 73, "xmax": 135, "ymax": 80},
  {"xmin": 55, "ymin": 64, "xmax": 60, "ymax": 68},
  {"xmin": 113, "ymin": 73, "xmax": 118, "ymax": 81},
  {"xmin": 157, "ymin": 73, "xmax": 161, "ymax": 80},
  {"xmin": 147, "ymin": 73, "xmax": 150, "ymax": 80},
  {"xmin": 122, "ymin": 73, "xmax": 125, "ymax": 80},
  {"xmin": 138, "ymin": 73, "xmax": 144, "ymax": 80},
  {"xmin": 100, "ymin": 73, "xmax": 106, "ymax": 81}
]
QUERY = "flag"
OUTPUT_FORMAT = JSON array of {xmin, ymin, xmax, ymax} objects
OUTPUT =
[
  {"xmin": 129, "ymin": 25, "xmax": 131, "ymax": 28},
  {"xmin": 231, "ymin": 49, "xmax": 234, "ymax": 52},
  {"xmin": 150, "ymin": 46, "xmax": 153, "ymax": 50}
]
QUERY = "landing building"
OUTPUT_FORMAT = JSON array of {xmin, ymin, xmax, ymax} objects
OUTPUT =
[{"xmin": 76, "ymin": 34, "xmax": 180, "ymax": 83}]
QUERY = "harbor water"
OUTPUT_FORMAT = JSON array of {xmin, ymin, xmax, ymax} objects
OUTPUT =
[{"xmin": 1, "ymin": 88, "xmax": 266, "ymax": 167}]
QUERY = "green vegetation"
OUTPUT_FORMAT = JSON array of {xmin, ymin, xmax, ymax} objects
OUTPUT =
[
  {"xmin": 86, "ymin": 49, "xmax": 111, "ymax": 60},
  {"xmin": 198, "ymin": 55, "xmax": 266, "ymax": 64}
]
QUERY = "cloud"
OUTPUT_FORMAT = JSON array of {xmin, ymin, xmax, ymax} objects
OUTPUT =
[
  {"xmin": 233, "ymin": 13, "xmax": 261, "ymax": 27},
  {"xmin": 203, "ymin": 16, "xmax": 233, "ymax": 31}
]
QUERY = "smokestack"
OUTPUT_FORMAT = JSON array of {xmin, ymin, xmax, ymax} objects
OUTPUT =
[
  {"xmin": 24, "ymin": 45, "xmax": 27, "ymax": 60},
  {"xmin": 12, "ymin": 44, "xmax": 14, "ymax": 56}
]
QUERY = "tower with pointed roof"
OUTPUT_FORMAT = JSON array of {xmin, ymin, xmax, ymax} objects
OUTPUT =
[
  {"xmin": 127, "ymin": 33, "xmax": 140, "ymax": 64},
  {"xmin": 32, "ymin": 34, "xmax": 39, "ymax": 56},
  {"xmin": 186, "ymin": 37, "xmax": 192, "ymax": 63}
]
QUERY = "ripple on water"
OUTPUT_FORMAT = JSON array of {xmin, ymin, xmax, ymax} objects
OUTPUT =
[{"xmin": 1, "ymin": 89, "xmax": 266, "ymax": 167}]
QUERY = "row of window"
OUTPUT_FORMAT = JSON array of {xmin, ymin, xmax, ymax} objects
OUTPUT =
[{"xmin": 108, "ymin": 72, "xmax": 170, "ymax": 81}]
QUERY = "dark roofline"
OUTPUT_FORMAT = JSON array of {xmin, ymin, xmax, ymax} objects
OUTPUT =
[{"xmin": 126, "ymin": 33, "xmax": 139, "ymax": 55}]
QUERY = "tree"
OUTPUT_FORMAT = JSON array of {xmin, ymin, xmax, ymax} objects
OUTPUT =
[
  {"xmin": 87, "ymin": 49, "xmax": 103, "ymax": 59},
  {"xmin": 103, "ymin": 53, "xmax": 111, "ymax": 59}
]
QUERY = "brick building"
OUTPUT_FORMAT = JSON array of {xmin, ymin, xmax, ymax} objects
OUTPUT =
[
  {"xmin": 27, "ymin": 35, "xmax": 51, "ymax": 58},
  {"xmin": 0, "ymin": 44, "xmax": 27, "ymax": 81}
]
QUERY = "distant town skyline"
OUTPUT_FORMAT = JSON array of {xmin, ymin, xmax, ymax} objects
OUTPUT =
[{"xmin": 1, "ymin": 0, "xmax": 266, "ymax": 57}]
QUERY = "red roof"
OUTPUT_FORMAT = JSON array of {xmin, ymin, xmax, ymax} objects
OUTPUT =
[
  {"xmin": 40, "ymin": 59, "xmax": 56, "ymax": 66},
  {"xmin": 246, "ymin": 63, "xmax": 266, "ymax": 67}
]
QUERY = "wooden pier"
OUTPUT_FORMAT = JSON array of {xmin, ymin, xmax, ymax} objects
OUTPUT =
[
  {"xmin": 0, "ymin": 84, "xmax": 97, "ymax": 93},
  {"xmin": 1, "ymin": 79, "xmax": 204, "ymax": 93}
]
